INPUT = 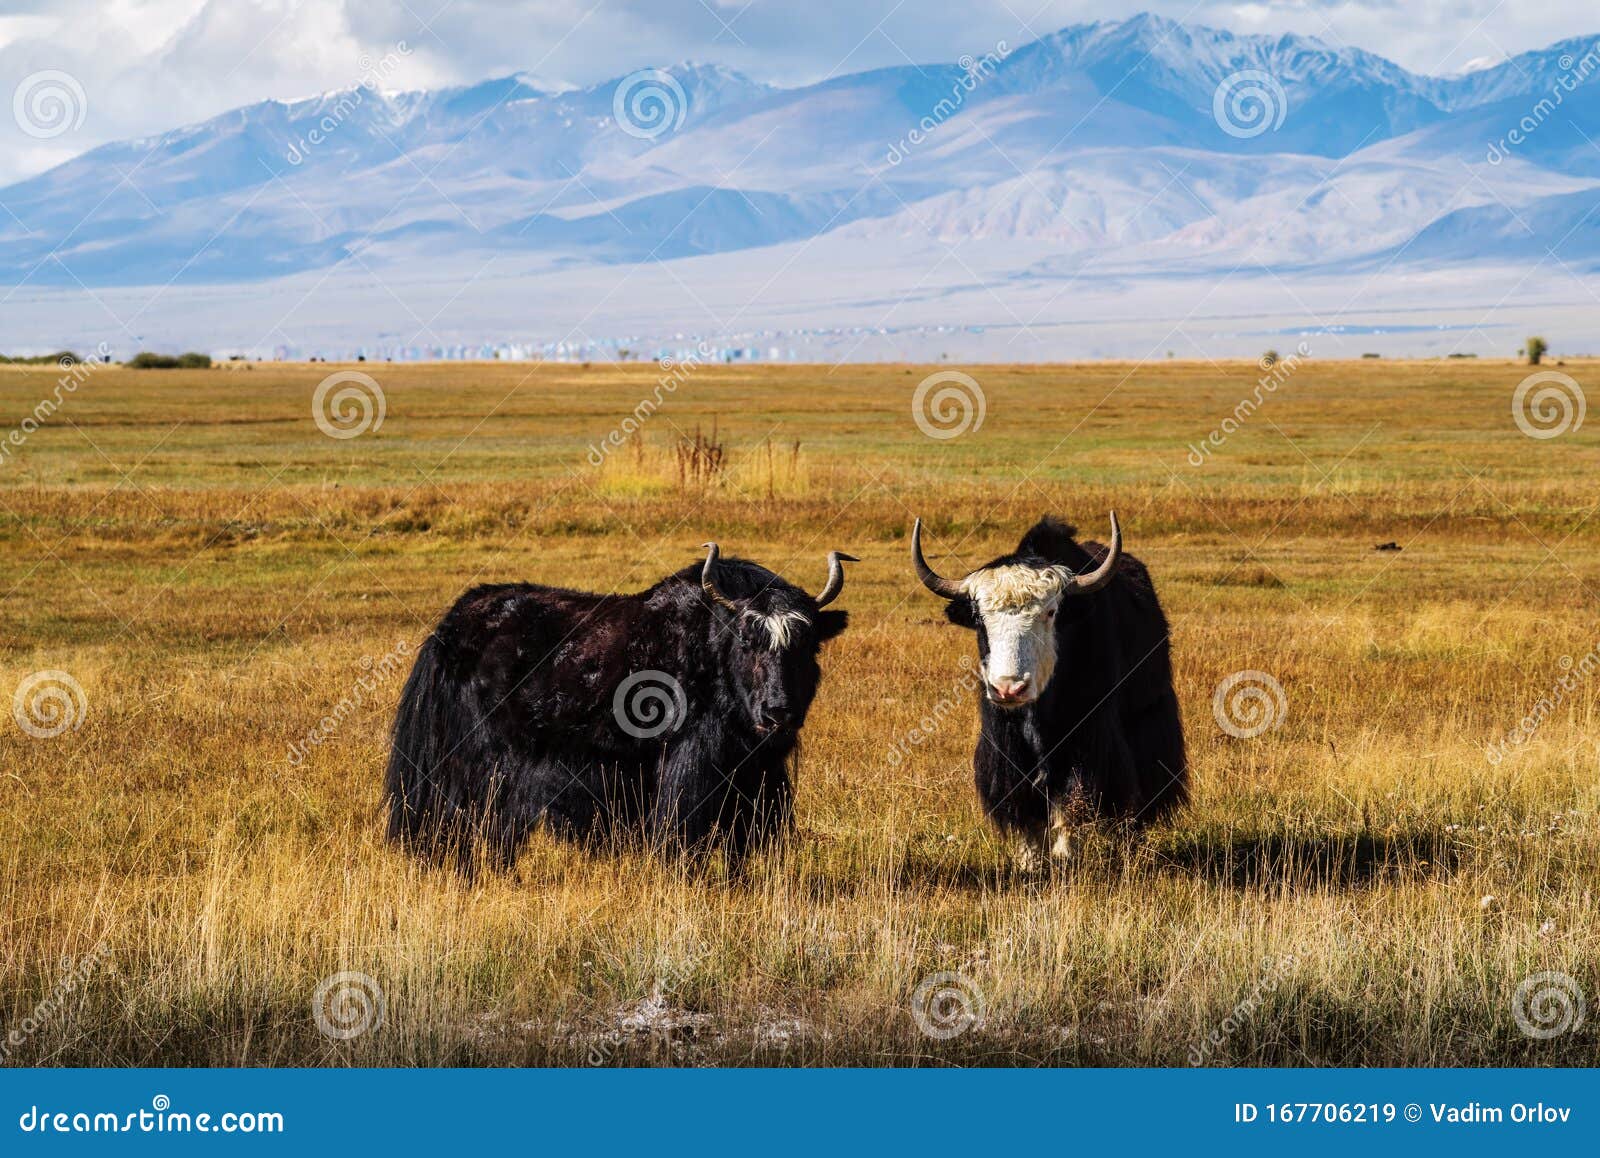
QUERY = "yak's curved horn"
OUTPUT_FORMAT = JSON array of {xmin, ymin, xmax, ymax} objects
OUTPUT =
[
  {"xmin": 1066, "ymin": 511, "xmax": 1122, "ymax": 594},
  {"xmin": 814, "ymin": 551, "xmax": 859, "ymax": 608},
  {"xmin": 911, "ymin": 518, "xmax": 965, "ymax": 599},
  {"xmin": 700, "ymin": 542, "xmax": 740, "ymax": 611}
]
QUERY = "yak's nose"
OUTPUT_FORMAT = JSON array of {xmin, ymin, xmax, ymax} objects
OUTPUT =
[
  {"xmin": 759, "ymin": 708, "xmax": 793, "ymax": 732},
  {"xmin": 990, "ymin": 676, "xmax": 1032, "ymax": 704}
]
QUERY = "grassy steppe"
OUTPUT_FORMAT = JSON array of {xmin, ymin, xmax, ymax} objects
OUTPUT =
[{"xmin": 2, "ymin": 357, "xmax": 1597, "ymax": 1065}]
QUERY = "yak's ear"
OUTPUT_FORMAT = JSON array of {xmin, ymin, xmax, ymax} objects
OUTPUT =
[
  {"xmin": 816, "ymin": 610, "xmax": 849, "ymax": 641},
  {"xmin": 943, "ymin": 598, "xmax": 978, "ymax": 630}
]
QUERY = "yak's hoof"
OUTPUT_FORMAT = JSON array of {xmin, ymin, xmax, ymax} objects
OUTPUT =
[
  {"xmin": 1011, "ymin": 838, "xmax": 1050, "ymax": 875},
  {"xmin": 1049, "ymin": 825, "xmax": 1090, "ymax": 863}
]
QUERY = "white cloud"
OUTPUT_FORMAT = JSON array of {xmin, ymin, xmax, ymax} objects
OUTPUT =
[{"xmin": 0, "ymin": 0, "xmax": 447, "ymax": 183}]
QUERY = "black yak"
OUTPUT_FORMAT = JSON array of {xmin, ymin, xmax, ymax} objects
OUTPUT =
[
  {"xmin": 910, "ymin": 513, "xmax": 1185, "ymax": 869},
  {"xmin": 386, "ymin": 544, "xmax": 854, "ymax": 871}
]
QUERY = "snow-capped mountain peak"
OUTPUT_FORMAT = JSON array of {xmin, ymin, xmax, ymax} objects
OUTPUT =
[{"xmin": 0, "ymin": 15, "xmax": 1594, "ymax": 291}]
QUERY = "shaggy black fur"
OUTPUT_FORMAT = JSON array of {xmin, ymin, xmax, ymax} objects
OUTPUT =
[
  {"xmin": 943, "ymin": 517, "xmax": 1187, "ymax": 841},
  {"xmin": 386, "ymin": 557, "xmax": 848, "ymax": 871}
]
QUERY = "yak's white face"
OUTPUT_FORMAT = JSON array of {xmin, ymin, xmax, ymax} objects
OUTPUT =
[{"xmin": 962, "ymin": 564, "xmax": 1071, "ymax": 708}]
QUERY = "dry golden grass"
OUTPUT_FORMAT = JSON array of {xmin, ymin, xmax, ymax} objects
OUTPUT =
[{"xmin": 2, "ymin": 357, "xmax": 1598, "ymax": 1065}]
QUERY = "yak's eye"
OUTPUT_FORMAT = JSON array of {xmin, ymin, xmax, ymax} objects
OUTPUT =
[{"xmin": 1045, "ymin": 609, "xmax": 1055, "ymax": 621}]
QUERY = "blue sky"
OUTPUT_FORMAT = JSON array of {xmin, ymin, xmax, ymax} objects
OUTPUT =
[{"xmin": 1, "ymin": 0, "xmax": 1597, "ymax": 184}]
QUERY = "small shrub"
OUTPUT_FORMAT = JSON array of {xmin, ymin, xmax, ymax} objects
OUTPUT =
[
  {"xmin": 675, "ymin": 422, "xmax": 726, "ymax": 488},
  {"xmin": 0, "ymin": 351, "xmax": 80, "ymax": 365},
  {"xmin": 127, "ymin": 351, "xmax": 212, "ymax": 369},
  {"xmin": 1526, "ymin": 337, "xmax": 1548, "ymax": 366}
]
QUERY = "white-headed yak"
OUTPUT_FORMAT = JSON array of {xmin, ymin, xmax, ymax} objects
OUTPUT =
[{"xmin": 911, "ymin": 513, "xmax": 1185, "ymax": 868}]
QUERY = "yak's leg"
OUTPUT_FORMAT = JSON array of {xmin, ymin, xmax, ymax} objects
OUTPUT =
[
  {"xmin": 1101, "ymin": 728, "xmax": 1148, "ymax": 821},
  {"xmin": 736, "ymin": 757, "xmax": 793, "ymax": 857},
  {"xmin": 650, "ymin": 727, "xmax": 740, "ymax": 856},
  {"xmin": 1007, "ymin": 824, "xmax": 1050, "ymax": 874},
  {"xmin": 974, "ymin": 728, "xmax": 1052, "ymax": 874},
  {"xmin": 651, "ymin": 777, "xmax": 737, "ymax": 853},
  {"xmin": 1125, "ymin": 689, "xmax": 1188, "ymax": 822},
  {"xmin": 1047, "ymin": 813, "xmax": 1084, "ymax": 863},
  {"xmin": 1047, "ymin": 784, "xmax": 1097, "ymax": 864}
]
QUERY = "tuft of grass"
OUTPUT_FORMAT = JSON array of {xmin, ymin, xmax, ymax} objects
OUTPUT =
[{"xmin": 1211, "ymin": 565, "xmax": 1285, "ymax": 588}]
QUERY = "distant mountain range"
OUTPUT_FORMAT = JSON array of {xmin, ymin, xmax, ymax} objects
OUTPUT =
[{"xmin": 2, "ymin": 13, "xmax": 1598, "ymax": 358}]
